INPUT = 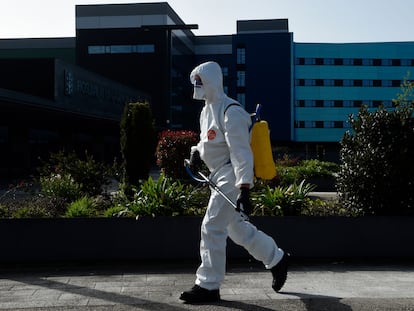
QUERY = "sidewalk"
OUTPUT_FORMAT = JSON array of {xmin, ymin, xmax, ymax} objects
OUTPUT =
[{"xmin": 1, "ymin": 261, "xmax": 414, "ymax": 310}]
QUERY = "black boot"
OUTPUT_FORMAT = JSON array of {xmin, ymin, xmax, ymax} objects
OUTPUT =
[
  {"xmin": 271, "ymin": 252, "xmax": 290, "ymax": 292},
  {"xmin": 179, "ymin": 285, "xmax": 220, "ymax": 303}
]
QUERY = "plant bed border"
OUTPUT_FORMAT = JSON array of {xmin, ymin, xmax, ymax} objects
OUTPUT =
[{"xmin": 1, "ymin": 216, "xmax": 413, "ymax": 263}]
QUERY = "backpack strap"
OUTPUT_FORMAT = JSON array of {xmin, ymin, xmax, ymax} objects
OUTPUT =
[
  {"xmin": 220, "ymin": 103, "xmax": 258, "ymax": 133},
  {"xmin": 224, "ymin": 103, "xmax": 241, "ymax": 115}
]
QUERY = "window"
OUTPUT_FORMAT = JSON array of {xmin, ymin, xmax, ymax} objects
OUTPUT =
[
  {"xmin": 304, "ymin": 58, "xmax": 316, "ymax": 65},
  {"xmin": 295, "ymin": 121, "xmax": 305, "ymax": 128},
  {"xmin": 343, "ymin": 121, "xmax": 352, "ymax": 128},
  {"xmin": 323, "ymin": 79, "xmax": 334, "ymax": 86},
  {"xmin": 392, "ymin": 59, "xmax": 401, "ymax": 66},
  {"xmin": 324, "ymin": 121, "xmax": 335, "ymax": 128},
  {"xmin": 88, "ymin": 46, "xmax": 105, "ymax": 54},
  {"xmin": 323, "ymin": 58, "xmax": 335, "ymax": 65},
  {"xmin": 362, "ymin": 58, "xmax": 374, "ymax": 66},
  {"xmin": 363, "ymin": 80, "xmax": 373, "ymax": 87},
  {"xmin": 382, "ymin": 80, "xmax": 392, "ymax": 87},
  {"xmin": 324, "ymin": 100, "xmax": 335, "ymax": 107},
  {"xmin": 392, "ymin": 80, "xmax": 401, "ymax": 87},
  {"xmin": 304, "ymin": 79, "xmax": 316, "ymax": 86},
  {"xmin": 88, "ymin": 44, "xmax": 155, "ymax": 54},
  {"xmin": 315, "ymin": 121, "xmax": 324, "ymax": 128},
  {"xmin": 363, "ymin": 100, "xmax": 373, "ymax": 107},
  {"xmin": 237, "ymin": 71, "xmax": 246, "ymax": 87},
  {"xmin": 343, "ymin": 79, "xmax": 354, "ymax": 86},
  {"xmin": 305, "ymin": 121, "xmax": 316, "ymax": 128},
  {"xmin": 222, "ymin": 67, "xmax": 229, "ymax": 76},
  {"xmin": 304, "ymin": 100, "xmax": 315, "ymax": 107},
  {"xmin": 237, "ymin": 47, "xmax": 246, "ymax": 64},
  {"xmin": 295, "ymin": 79, "xmax": 304, "ymax": 86},
  {"xmin": 354, "ymin": 80, "xmax": 363, "ymax": 87},
  {"xmin": 344, "ymin": 100, "xmax": 353, "ymax": 107},
  {"xmin": 381, "ymin": 59, "xmax": 392, "ymax": 66},
  {"xmin": 343, "ymin": 58, "xmax": 354, "ymax": 65},
  {"xmin": 295, "ymin": 100, "xmax": 304, "ymax": 107},
  {"xmin": 401, "ymin": 59, "xmax": 412, "ymax": 66},
  {"xmin": 296, "ymin": 58, "xmax": 305, "ymax": 65},
  {"xmin": 354, "ymin": 58, "xmax": 363, "ymax": 66}
]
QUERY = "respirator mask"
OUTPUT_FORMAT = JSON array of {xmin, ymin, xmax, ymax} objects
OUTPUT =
[{"xmin": 193, "ymin": 79, "xmax": 206, "ymax": 100}]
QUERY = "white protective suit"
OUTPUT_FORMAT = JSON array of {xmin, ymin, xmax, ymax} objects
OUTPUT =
[{"xmin": 190, "ymin": 61, "xmax": 284, "ymax": 290}]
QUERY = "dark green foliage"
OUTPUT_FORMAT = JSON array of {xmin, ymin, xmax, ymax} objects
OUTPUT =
[
  {"xmin": 336, "ymin": 81, "xmax": 414, "ymax": 215},
  {"xmin": 275, "ymin": 158, "xmax": 339, "ymax": 186},
  {"xmin": 113, "ymin": 174, "xmax": 209, "ymax": 217},
  {"xmin": 251, "ymin": 180, "xmax": 316, "ymax": 216},
  {"xmin": 39, "ymin": 150, "xmax": 113, "ymax": 197},
  {"xmin": 156, "ymin": 130, "xmax": 199, "ymax": 179},
  {"xmin": 65, "ymin": 196, "xmax": 97, "ymax": 218},
  {"xmin": 120, "ymin": 102, "xmax": 156, "ymax": 186}
]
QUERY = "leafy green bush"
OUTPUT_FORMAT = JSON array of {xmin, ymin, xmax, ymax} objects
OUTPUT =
[
  {"xmin": 156, "ymin": 130, "xmax": 199, "ymax": 179},
  {"xmin": 113, "ymin": 174, "xmax": 209, "ymax": 218},
  {"xmin": 39, "ymin": 150, "xmax": 114, "ymax": 197},
  {"xmin": 0, "ymin": 203, "xmax": 8, "ymax": 217},
  {"xmin": 65, "ymin": 196, "xmax": 97, "ymax": 218},
  {"xmin": 40, "ymin": 173, "xmax": 82, "ymax": 202},
  {"xmin": 301, "ymin": 198, "xmax": 361, "ymax": 217},
  {"xmin": 120, "ymin": 102, "xmax": 156, "ymax": 187},
  {"xmin": 336, "ymin": 81, "xmax": 414, "ymax": 215},
  {"xmin": 275, "ymin": 159, "xmax": 338, "ymax": 186}
]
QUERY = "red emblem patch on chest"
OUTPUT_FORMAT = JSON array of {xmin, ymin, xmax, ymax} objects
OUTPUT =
[{"xmin": 207, "ymin": 129, "xmax": 216, "ymax": 140}]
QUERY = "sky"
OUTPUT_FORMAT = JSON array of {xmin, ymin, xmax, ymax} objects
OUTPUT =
[{"xmin": 1, "ymin": 0, "xmax": 414, "ymax": 43}]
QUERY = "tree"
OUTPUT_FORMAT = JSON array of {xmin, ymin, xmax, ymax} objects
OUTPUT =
[{"xmin": 120, "ymin": 102, "xmax": 156, "ymax": 187}]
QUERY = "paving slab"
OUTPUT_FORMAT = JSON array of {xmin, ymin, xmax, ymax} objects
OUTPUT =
[{"xmin": 1, "ymin": 261, "xmax": 414, "ymax": 310}]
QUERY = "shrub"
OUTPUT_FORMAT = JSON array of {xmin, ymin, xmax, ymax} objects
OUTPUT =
[
  {"xmin": 275, "ymin": 159, "xmax": 338, "ymax": 187},
  {"xmin": 65, "ymin": 196, "xmax": 97, "ymax": 218},
  {"xmin": 301, "ymin": 198, "xmax": 361, "ymax": 217},
  {"xmin": 120, "ymin": 102, "xmax": 156, "ymax": 187},
  {"xmin": 5, "ymin": 196, "xmax": 67, "ymax": 218},
  {"xmin": 251, "ymin": 180, "xmax": 316, "ymax": 216},
  {"xmin": 336, "ymin": 80, "xmax": 414, "ymax": 215},
  {"xmin": 38, "ymin": 150, "xmax": 113, "ymax": 197},
  {"xmin": 156, "ymin": 130, "xmax": 199, "ymax": 179},
  {"xmin": 40, "ymin": 173, "xmax": 82, "ymax": 202},
  {"xmin": 115, "ymin": 173, "xmax": 209, "ymax": 217}
]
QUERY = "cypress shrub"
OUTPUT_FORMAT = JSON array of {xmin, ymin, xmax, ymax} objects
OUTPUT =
[
  {"xmin": 336, "ymin": 81, "xmax": 414, "ymax": 215},
  {"xmin": 120, "ymin": 102, "xmax": 156, "ymax": 186}
]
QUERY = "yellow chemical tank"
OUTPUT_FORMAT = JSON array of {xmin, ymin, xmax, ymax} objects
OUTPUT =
[{"xmin": 250, "ymin": 120, "xmax": 276, "ymax": 180}]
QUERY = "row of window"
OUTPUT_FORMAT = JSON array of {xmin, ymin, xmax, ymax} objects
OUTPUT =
[
  {"xmin": 296, "ymin": 57, "xmax": 414, "ymax": 66},
  {"xmin": 295, "ymin": 99, "xmax": 393, "ymax": 108},
  {"xmin": 295, "ymin": 120, "xmax": 351, "ymax": 129},
  {"xmin": 296, "ymin": 79, "xmax": 403, "ymax": 87},
  {"xmin": 88, "ymin": 44, "xmax": 155, "ymax": 55}
]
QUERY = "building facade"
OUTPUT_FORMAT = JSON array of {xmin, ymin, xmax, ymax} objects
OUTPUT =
[{"xmin": 1, "ymin": 2, "xmax": 413, "ymax": 178}]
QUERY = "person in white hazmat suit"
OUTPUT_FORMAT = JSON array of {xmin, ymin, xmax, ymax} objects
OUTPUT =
[{"xmin": 180, "ymin": 61, "xmax": 290, "ymax": 303}]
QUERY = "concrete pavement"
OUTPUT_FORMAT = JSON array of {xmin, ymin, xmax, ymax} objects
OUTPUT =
[{"xmin": 1, "ymin": 261, "xmax": 414, "ymax": 310}]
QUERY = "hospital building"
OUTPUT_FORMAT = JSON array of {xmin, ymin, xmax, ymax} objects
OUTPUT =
[{"xmin": 1, "ymin": 2, "xmax": 413, "ymax": 178}]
